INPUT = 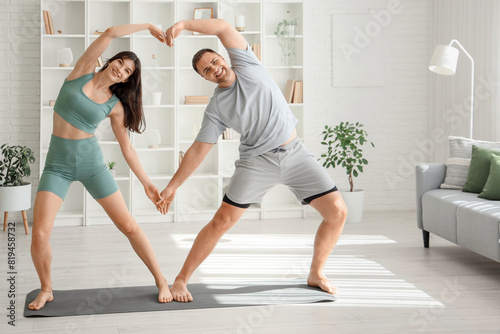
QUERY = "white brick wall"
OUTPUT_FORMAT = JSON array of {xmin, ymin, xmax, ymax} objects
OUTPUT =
[
  {"xmin": 0, "ymin": 0, "xmax": 40, "ymax": 222},
  {"xmin": 1, "ymin": 0, "xmax": 430, "ymax": 223},
  {"xmin": 304, "ymin": 0, "xmax": 431, "ymax": 212}
]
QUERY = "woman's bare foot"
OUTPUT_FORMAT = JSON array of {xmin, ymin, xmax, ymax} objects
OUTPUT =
[
  {"xmin": 307, "ymin": 273, "xmax": 338, "ymax": 295},
  {"xmin": 28, "ymin": 289, "xmax": 54, "ymax": 310},
  {"xmin": 171, "ymin": 278, "xmax": 193, "ymax": 302},
  {"xmin": 157, "ymin": 278, "xmax": 173, "ymax": 303}
]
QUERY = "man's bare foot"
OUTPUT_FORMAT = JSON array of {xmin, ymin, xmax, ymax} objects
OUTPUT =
[
  {"xmin": 157, "ymin": 278, "xmax": 173, "ymax": 303},
  {"xmin": 307, "ymin": 273, "xmax": 338, "ymax": 295},
  {"xmin": 28, "ymin": 289, "xmax": 54, "ymax": 310},
  {"xmin": 171, "ymin": 278, "xmax": 193, "ymax": 302}
]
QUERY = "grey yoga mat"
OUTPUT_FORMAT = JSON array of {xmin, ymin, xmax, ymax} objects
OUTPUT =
[{"xmin": 24, "ymin": 282, "xmax": 336, "ymax": 317}]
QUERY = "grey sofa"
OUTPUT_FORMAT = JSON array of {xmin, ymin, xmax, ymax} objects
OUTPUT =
[{"xmin": 416, "ymin": 163, "xmax": 500, "ymax": 262}]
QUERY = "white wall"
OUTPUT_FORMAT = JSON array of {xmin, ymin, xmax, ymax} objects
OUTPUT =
[
  {"xmin": 0, "ymin": 0, "xmax": 40, "ymax": 222},
  {"xmin": 304, "ymin": 0, "xmax": 431, "ymax": 211},
  {"xmin": 0, "ymin": 0, "xmax": 431, "ymax": 223}
]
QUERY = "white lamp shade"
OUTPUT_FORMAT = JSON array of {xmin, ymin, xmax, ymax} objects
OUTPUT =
[{"xmin": 429, "ymin": 45, "xmax": 459, "ymax": 75}]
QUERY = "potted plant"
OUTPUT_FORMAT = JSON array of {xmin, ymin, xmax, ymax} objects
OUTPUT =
[
  {"xmin": 107, "ymin": 161, "xmax": 117, "ymax": 177},
  {"xmin": 320, "ymin": 122, "xmax": 374, "ymax": 223},
  {"xmin": 0, "ymin": 144, "xmax": 35, "ymax": 234},
  {"xmin": 274, "ymin": 17, "xmax": 299, "ymax": 67}
]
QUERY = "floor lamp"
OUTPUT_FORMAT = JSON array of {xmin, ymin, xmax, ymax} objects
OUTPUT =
[{"xmin": 428, "ymin": 39, "xmax": 475, "ymax": 138}]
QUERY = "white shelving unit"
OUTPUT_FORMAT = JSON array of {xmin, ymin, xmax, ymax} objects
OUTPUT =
[{"xmin": 40, "ymin": 0, "xmax": 304, "ymax": 226}]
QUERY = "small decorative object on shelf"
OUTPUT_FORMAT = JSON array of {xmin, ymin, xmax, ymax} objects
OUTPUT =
[
  {"xmin": 193, "ymin": 8, "xmax": 213, "ymax": 35},
  {"xmin": 151, "ymin": 92, "xmax": 162, "ymax": 106},
  {"xmin": 93, "ymin": 29, "xmax": 105, "ymax": 35},
  {"xmin": 57, "ymin": 47, "xmax": 73, "ymax": 67},
  {"xmin": 49, "ymin": 100, "xmax": 56, "ymax": 107},
  {"xmin": 179, "ymin": 151, "xmax": 185, "ymax": 165},
  {"xmin": 148, "ymin": 128, "xmax": 161, "ymax": 148},
  {"xmin": 152, "ymin": 53, "xmax": 158, "ymax": 68},
  {"xmin": 235, "ymin": 13, "xmax": 245, "ymax": 32},
  {"xmin": 274, "ymin": 13, "xmax": 299, "ymax": 67},
  {"xmin": 106, "ymin": 161, "xmax": 117, "ymax": 177}
]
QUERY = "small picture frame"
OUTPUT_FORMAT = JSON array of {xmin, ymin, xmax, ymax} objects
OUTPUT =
[{"xmin": 193, "ymin": 7, "xmax": 213, "ymax": 35}]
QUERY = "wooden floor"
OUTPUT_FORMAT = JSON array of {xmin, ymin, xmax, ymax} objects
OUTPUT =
[{"xmin": 1, "ymin": 210, "xmax": 500, "ymax": 334}]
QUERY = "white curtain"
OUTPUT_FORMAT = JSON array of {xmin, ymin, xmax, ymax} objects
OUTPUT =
[{"xmin": 430, "ymin": 0, "xmax": 500, "ymax": 162}]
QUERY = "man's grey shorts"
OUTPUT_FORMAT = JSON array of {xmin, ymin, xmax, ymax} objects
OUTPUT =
[{"xmin": 224, "ymin": 138, "xmax": 337, "ymax": 208}]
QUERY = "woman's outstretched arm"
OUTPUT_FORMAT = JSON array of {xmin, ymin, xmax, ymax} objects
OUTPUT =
[
  {"xmin": 68, "ymin": 23, "xmax": 165, "ymax": 80},
  {"xmin": 110, "ymin": 102, "xmax": 163, "ymax": 206}
]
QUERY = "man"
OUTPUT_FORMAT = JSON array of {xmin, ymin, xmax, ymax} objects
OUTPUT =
[{"xmin": 158, "ymin": 18, "xmax": 347, "ymax": 303}]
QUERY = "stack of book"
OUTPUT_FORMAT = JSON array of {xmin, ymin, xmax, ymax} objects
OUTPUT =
[
  {"xmin": 251, "ymin": 43, "xmax": 261, "ymax": 62},
  {"xmin": 284, "ymin": 80, "xmax": 303, "ymax": 104},
  {"xmin": 222, "ymin": 128, "xmax": 233, "ymax": 140},
  {"xmin": 42, "ymin": 10, "xmax": 55, "ymax": 35},
  {"xmin": 184, "ymin": 96, "xmax": 209, "ymax": 105}
]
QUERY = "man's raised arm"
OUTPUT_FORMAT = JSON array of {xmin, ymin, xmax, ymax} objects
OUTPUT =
[{"xmin": 165, "ymin": 19, "xmax": 247, "ymax": 50}]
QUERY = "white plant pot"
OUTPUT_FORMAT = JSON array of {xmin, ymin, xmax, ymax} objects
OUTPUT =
[
  {"xmin": 340, "ymin": 189, "xmax": 364, "ymax": 223},
  {"xmin": 109, "ymin": 169, "xmax": 116, "ymax": 177},
  {"xmin": 0, "ymin": 182, "xmax": 32, "ymax": 212}
]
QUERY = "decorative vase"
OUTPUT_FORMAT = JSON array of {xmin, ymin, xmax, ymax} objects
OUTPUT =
[
  {"xmin": 235, "ymin": 14, "xmax": 245, "ymax": 32},
  {"xmin": 109, "ymin": 169, "xmax": 116, "ymax": 177},
  {"xmin": 340, "ymin": 189, "xmax": 365, "ymax": 223},
  {"xmin": 152, "ymin": 92, "xmax": 162, "ymax": 106},
  {"xmin": 57, "ymin": 47, "xmax": 73, "ymax": 67},
  {"xmin": 148, "ymin": 128, "xmax": 161, "ymax": 148}
]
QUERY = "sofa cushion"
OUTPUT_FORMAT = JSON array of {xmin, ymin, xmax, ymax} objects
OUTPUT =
[
  {"xmin": 456, "ymin": 200, "xmax": 500, "ymax": 262},
  {"xmin": 441, "ymin": 136, "xmax": 500, "ymax": 190},
  {"xmin": 422, "ymin": 189, "xmax": 480, "ymax": 243},
  {"xmin": 479, "ymin": 153, "xmax": 500, "ymax": 200},
  {"xmin": 463, "ymin": 146, "xmax": 500, "ymax": 193}
]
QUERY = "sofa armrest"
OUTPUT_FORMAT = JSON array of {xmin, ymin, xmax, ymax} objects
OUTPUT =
[{"xmin": 415, "ymin": 163, "xmax": 446, "ymax": 229}]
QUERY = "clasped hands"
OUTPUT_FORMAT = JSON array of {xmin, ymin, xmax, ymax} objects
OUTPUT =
[{"xmin": 144, "ymin": 183, "xmax": 175, "ymax": 215}]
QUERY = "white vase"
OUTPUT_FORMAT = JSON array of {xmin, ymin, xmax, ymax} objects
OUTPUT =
[
  {"xmin": 152, "ymin": 92, "xmax": 162, "ymax": 106},
  {"xmin": 57, "ymin": 47, "xmax": 73, "ymax": 67},
  {"xmin": 148, "ymin": 128, "xmax": 161, "ymax": 148},
  {"xmin": 109, "ymin": 169, "xmax": 116, "ymax": 177},
  {"xmin": 0, "ymin": 183, "xmax": 32, "ymax": 211},
  {"xmin": 340, "ymin": 189, "xmax": 365, "ymax": 223}
]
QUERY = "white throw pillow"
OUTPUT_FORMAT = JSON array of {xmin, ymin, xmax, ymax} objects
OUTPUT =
[{"xmin": 441, "ymin": 136, "xmax": 500, "ymax": 189}]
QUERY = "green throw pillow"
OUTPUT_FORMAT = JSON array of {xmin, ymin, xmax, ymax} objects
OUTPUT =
[
  {"xmin": 478, "ymin": 153, "xmax": 500, "ymax": 200},
  {"xmin": 463, "ymin": 145, "xmax": 500, "ymax": 193}
]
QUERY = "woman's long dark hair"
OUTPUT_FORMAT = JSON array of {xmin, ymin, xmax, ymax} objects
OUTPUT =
[{"xmin": 100, "ymin": 51, "xmax": 145, "ymax": 133}]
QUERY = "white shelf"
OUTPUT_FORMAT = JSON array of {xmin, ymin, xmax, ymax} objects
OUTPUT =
[
  {"xmin": 43, "ymin": 34, "xmax": 85, "ymax": 38},
  {"xmin": 55, "ymin": 211, "xmax": 84, "ymax": 218},
  {"xmin": 135, "ymin": 146, "xmax": 175, "ymax": 152},
  {"xmin": 265, "ymin": 35, "xmax": 303, "ymax": 39}
]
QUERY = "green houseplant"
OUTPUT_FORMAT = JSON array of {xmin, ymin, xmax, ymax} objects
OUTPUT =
[
  {"xmin": 0, "ymin": 144, "xmax": 35, "ymax": 186},
  {"xmin": 274, "ymin": 18, "xmax": 299, "ymax": 67},
  {"xmin": 320, "ymin": 122, "xmax": 374, "ymax": 222},
  {"xmin": 0, "ymin": 144, "xmax": 36, "ymax": 234},
  {"xmin": 106, "ymin": 161, "xmax": 117, "ymax": 177}
]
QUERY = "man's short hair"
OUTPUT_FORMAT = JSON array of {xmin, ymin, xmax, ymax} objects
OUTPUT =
[{"xmin": 192, "ymin": 48, "xmax": 219, "ymax": 74}]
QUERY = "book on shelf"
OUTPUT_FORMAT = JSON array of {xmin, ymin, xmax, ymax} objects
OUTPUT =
[
  {"xmin": 251, "ymin": 43, "xmax": 261, "ymax": 62},
  {"xmin": 47, "ymin": 11, "xmax": 54, "ymax": 35},
  {"xmin": 222, "ymin": 128, "xmax": 233, "ymax": 140},
  {"xmin": 284, "ymin": 80, "xmax": 296, "ymax": 103},
  {"xmin": 93, "ymin": 29, "xmax": 106, "ymax": 35},
  {"xmin": 43, "ymin": 10, "xmax": 54, "ymax": 34},
  {"xmin": 291, "ymin": 81, "xmax": 303, "ymax": 103},
  {"xmin": 184, "ymin": 95, "xmax": 209, "ymax": 105},
  {"xmin": 43, "ymin": 11, "xmax": 50, "ymax": 34},
  {"xmin": 95, "ymin": 56, "xmax": 104, "ymax": 68}
]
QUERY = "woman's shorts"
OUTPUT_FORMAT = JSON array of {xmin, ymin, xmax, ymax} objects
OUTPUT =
[
  {"xmin": 224, "ymin": 138, "xmax": 337, "ymax": 208},
  {"xmin": 38, "ymin": 135, "xmax": 119, "ymax": 200}
]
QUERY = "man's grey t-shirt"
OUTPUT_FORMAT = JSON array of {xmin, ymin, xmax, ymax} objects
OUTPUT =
[{"xmin": 195, "ymin": 44, "xmax": 298, "ymax": 159}]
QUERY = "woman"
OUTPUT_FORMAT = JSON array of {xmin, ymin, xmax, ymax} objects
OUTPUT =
[{"xmin": 29, "ymin": 23, "xmax": 172, "ymax": 310}]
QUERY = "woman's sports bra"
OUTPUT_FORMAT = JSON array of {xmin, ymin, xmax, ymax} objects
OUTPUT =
[{"xmin": 54, "ymin": 72, "xmax": 119, "ymax": 134}]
